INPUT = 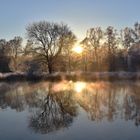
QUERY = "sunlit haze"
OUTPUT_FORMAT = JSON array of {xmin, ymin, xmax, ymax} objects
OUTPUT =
[{"xmin": 72, "ymin": 45, "xmax": 83, "ymax": 54}]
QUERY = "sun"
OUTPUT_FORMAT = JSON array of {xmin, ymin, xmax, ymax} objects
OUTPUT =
[{"xmin": 72, "ymin": 45, "xmax": 83, "ymax": 54}]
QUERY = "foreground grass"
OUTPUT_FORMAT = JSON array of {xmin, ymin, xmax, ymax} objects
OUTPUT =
[{"xmin": 0, "ymin": 72, "xmax": 140, "ymax": 82}]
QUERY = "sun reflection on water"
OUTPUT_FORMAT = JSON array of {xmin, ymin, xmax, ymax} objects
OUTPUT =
[{"xmin": 74, "ymin": 82, "xmax": 86, "ymax": 93}]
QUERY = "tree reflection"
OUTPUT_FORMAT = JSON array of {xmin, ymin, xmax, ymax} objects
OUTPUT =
[
  {"xmin": 75, "ymin": 82, "xmax": 140, "ymax": 126},
  {"xmin": 29, "ymin": 83, "xmax": 77, "ymax": 134},
  {"xmin": 123, "ymin": 84, "xmax": 140, "ymax": 126},
  {"xmin": 0, "ymin": 82, "xmax": 26, "ymax": 111},
  {"xmin": 0, "ymin": 81, "xmax": 140, "ymax": 134}
]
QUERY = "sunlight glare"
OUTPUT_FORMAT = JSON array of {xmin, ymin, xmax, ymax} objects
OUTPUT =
[
  {"xmin": 72, "ymin": 45, "xmax": 83, "ymax": 54},
  {"xmin": 74, "ymin": 82, "xmax": 86, "ymax": 93}
]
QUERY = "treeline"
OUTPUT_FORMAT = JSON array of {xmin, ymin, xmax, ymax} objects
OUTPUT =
[{"xmin": 0, "ymin": 21, "xmax": 140, "ymax": 74}]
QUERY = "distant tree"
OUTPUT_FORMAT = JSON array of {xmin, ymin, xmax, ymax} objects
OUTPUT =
[
  {"xmin": 133, "ymin": 22, "xmax": 140, "ymax": 43},
  {"xmin": 122, "ymin": 27, "xmax": 134, "ymax": 49},
  {"xmin": 62, "ymin": 32, "xmax": 77, "ymax": 72},
  {"xmin": 121, "ymin": 23, "xmax": 140, "ymax": 71},
  {"xmin": 23, "ymin": 40, "xmax": 33, "ymax": 56},
  {"xmin": 0, "ymin": 39, "xmax": 11, "ymax": 72},
  {"xmin": 0, "ymin": 39, "xmax": 9, "ymax": 55},
  {"xmin": 105, "ymin": 26, "xmax": 118, "ymax": 71},
  {"xmin": 84, "ymin": 27, "xmax": 103, "ymax": 71},
  {"xmin": 80, "ymin": 37, "xmax": 93, "ymax": 71},
  {"xmin": 9, "ymin": 36, "xmax": 22, "ymax": 70},
  {"xmin": 105, "ymin": 26, "xmax": 118, "ymax": 53},
  {"xmin": 26, "ymin": 21, "xmax": 75, "ymax": 73}
]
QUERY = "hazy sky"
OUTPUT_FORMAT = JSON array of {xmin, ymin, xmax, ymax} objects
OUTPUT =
[{"xmin": 0, "ymin": 0, "xmax": 139, "ymax": 40}]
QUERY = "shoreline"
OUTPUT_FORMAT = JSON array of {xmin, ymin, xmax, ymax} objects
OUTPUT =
[{"xmin": 0, "ymin": 72, "xmax": 140, "ymax": 82}]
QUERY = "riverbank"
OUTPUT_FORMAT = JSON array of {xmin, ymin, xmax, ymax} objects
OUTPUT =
[{"xmin": 0, "ymin": 72, "xmax": 140, "ymax": 82}]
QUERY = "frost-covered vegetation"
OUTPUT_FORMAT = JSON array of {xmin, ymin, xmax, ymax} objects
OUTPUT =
[
  {"xmin": 0, "ymin": 71, "xmax": 140, "ymax": 82},
  {"xmin": 0, "ymin": 21, "xmax": 140, "ymax": 79}
]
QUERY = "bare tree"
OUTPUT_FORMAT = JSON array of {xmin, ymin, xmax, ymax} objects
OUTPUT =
[
  {"xmin": 23, "ymin": 40, "xmax": 33, "ymax": 56},
  {"xmin": 9, "ymin": 36, "xmax": 22, "ymax": 70},
  {"xmin": 133, "ymin": 22, "xmax": 140, "ymax": 43},
  {"xmin": 83, "ymin": 27, "xmax": 103, "ymax": 71},
  {"xmin": 62, "ymin": 32, "xmax": 77, "ymax": 72},
  {"xmin": 0, "ymin": 39, "xmax": 11, "ymax": 72},
  {"xmin": 26, "ymin": 21, "xmax": 75, "ymax": 74},
  {"xmin": 105, "ymin": 26, "xmax": 118, "ymax": 71},
  {"xmin": 105, "ymin": 26, "xmax": 118, "ymax": 53},
  {"xmin": 122, "ymin": 27, "xmax": 134, "ymax": 49}
]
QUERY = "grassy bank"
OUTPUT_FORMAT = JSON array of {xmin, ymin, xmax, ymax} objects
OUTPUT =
[{"xmin": 0, "ymin": 72, "xmax": 140, "ymax": 82}]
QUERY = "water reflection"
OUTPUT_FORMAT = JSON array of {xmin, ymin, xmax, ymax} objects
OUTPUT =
[
  {"xmin": 29, "ymin": 83, "xmax": 77, "ymax": 134},
  {"xmin": 0, "ymin": 81, "xmax": 140, "ymax": 134},
  {"xmin": 74, "ymin": 81, "xmax": 86, "ymax": 93}
]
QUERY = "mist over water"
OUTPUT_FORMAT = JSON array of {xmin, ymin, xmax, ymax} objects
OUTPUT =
[{"xmin": 0, "ymin": 81, "xmax": 140, "ymax": 140}]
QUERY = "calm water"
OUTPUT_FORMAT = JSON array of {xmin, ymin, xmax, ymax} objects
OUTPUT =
[{"xmin": 0, "ymin": 81, "xmax": 140, "ymax": 140}]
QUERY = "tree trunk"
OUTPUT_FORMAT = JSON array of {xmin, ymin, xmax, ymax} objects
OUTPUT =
[
  {"xmin": 0, "ymin": 56, "xmax": 11, "ymax": 73},
  {"xmin": 48, "ymin": 62, "xmax": 53, "ymax": 74},
  {"xmin": 94, "ymin": 48, "xmax": 98, "ymax": 71},
  {"xmin": 68, "ymin": 55, "xmax": 71, "ymax": 73}
]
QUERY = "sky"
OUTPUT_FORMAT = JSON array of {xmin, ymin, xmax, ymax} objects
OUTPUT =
[{"xmin": 0, "ymin": 0, "xmax": 140, "ymax": 41}]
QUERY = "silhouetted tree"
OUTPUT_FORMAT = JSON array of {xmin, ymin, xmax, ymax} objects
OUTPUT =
[
  {"xmin": 133, "ymin": 22, "xmax": 140, "ymax": 43},
  {"xmin": 9, "ymin": 36, "xmax": 22, "ymax": 70},
  {"xmin": 26, "ymin": 21, "xmax": 75, "ymax": 73},
  {"xmin": 23, "ymin": 40, "xmax": 33, "ymax": 56},
  {"xmin": 62, "ymin": 32, "xmax": 77, "ymax": 72},
  {"xmin": 105, "ymin": 26, "xmax": 118, "ymax": 71},
  {"xmin": 85, "ymin": 27, "xmax": 103, "ymax": 71},
  {"xmin": 0, "ymin": 39, "xmax": 11, "ymax": 72}
]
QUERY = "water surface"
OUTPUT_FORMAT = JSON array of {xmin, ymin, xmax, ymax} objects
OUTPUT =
[{"xmin": 0, "ymin": 81, "xmax": 140, "ymax": 140}]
